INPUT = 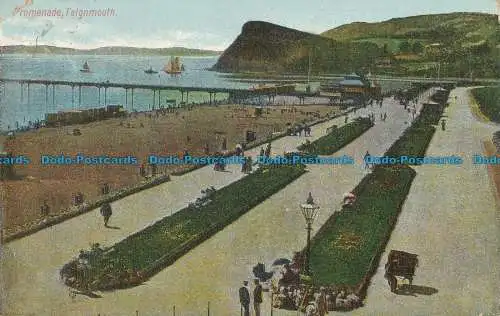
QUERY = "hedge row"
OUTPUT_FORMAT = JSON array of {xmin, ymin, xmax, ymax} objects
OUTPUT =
[
  {"xmin": 61, "ymin": 164, "xmax": 306, "ymax": 291},
  {"xmin": 298, "ymin": 117, "xmax": 373, "ymax": 155},
  {"xmin": 471, "ymin": 86, "xmax": 500, "ymax": 123}
]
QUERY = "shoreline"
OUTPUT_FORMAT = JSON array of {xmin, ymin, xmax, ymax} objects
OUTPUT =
[{"xmin": 2, "ymin": 103, "xmax": 344, "ymax": 241}]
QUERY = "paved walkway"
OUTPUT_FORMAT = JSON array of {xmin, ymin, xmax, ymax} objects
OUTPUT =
[
  {"xmin": 2, "ymin": 94, "xmax": 429, "ymax": 315},
  {"xmin": 349, "ymin": 88, "xmax": 499, "ymax": 316},
  {"xmin": 1, "ymin": 105, "xmax": 356, "ymax": 315}
]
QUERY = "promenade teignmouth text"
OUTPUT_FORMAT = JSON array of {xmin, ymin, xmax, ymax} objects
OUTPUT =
[{"xmin": 13, "ymin": 7, "xmax": 116, "ymax": 18}]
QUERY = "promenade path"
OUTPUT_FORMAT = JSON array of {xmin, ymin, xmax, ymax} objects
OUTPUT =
[
  {"xmin": 2, "ymin": 104, "xmax": 355, "ymax": 315},
  {"xmin": 346, "ymin": 88, "xmax": 500, "ymax": 316},
  {"xmin": 2, "ymin": 94, "xmax": 427, "ymax": 315}
]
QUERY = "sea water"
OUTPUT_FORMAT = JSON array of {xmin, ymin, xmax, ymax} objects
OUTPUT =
[
  {"xmin": 0, "ymin": 54, "xmax": 412, "ymax": 131},
  {"xmin": 0, "ymin": 54, "xmax": 241, "ymax": 130}
]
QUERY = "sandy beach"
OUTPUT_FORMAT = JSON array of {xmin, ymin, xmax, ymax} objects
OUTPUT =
[{"xmin": 2, "ymin": 103, "xmax": 338, "ymax": 237}]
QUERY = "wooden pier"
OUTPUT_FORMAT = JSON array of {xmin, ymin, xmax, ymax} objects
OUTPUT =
[{"xmin": 0, "ymin": 78, "xmax": 301, "ymax": 109}]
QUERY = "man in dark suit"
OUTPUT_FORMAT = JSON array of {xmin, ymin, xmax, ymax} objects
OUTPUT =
[
  {"xmin": 253, "ymin": 279, "xmax": 263, "ymax": 316},
  {"xmin": 239, "ymin": 281, "xmax": 250, "ymax": 316},
  {"xmin": 100, "ymin": 202, "xmax": 112, "ymax": 227}
]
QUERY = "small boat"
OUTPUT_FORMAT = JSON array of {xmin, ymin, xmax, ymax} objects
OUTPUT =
[
  {"xmin": 144, "ymin": 66, "xmax": 158, "ymax": 74},
  {"xmin": 164, "ymin": 56, "xmax": 184, "ymax": 74},
  {"xmin": 80, "ymin": 61, "xmax": 90, "ymax": 73}
]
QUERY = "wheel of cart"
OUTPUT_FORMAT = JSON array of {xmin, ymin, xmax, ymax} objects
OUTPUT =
[{"xmin": 384, "ymin": 250, "xmax": 418, "ymax": 293}]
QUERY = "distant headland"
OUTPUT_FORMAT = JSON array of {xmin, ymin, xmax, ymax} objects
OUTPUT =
[{"xmin": 0, "ymin": 45, "xmax": 222, "ymax": 56}]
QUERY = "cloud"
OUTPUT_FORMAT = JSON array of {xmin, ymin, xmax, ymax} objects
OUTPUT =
[{"xmin": 1, "ymin": 10, "xmax": 228, "ymax": 50}]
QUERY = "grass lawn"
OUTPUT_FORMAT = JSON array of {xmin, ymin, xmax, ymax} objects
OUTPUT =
[
  {"xmin": 471, "ymin": 86, "xmax": 500, "ymax": 123},
  {"xmin": 62, "ymin": 164, "xmax": 306, "ymax": 290},
  {"xmin": 309, "ymin": 166, "xmax": 416, "ymax": 286},
  {"xmin": 385, "ymin": 101, "xmax": 445, "ymax": 161}
]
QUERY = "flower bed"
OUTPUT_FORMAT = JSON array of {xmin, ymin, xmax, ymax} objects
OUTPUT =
[
  {"xmin": 60, "ymin": 164, "xmax": 306, "ymax": 291},
  {"xmin": 308, "ymin": 165, "xmax": 416, "ymax": 288},
  {"xmin": 298, "ymin": 117, "xmax": 373, "ymax": 155}
]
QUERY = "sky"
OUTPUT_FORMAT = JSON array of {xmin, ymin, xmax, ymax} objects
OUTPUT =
[{"xmin": 0, "ymin": 0, "xmax": 496, "ymax": 51}]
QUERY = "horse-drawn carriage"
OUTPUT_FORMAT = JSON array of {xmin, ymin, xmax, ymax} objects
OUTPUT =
[{"xmin": 384, "ymin": 250, "xmax": 418, "ymax": 293}]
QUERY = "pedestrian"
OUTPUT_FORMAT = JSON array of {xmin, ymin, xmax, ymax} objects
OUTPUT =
[
  {"xmin": 383, "ymin": 113, "xmax": 387, "ymax": 121},
  {"xmin": 222, "ymin": 137, "xmax": 227, "ymax": 151},
  {"xmin": 253, "ymin": 279, "xmax": 263, "ymax": 316},
  {"xmin": 100, "ymin": 202, "xmax": 112, "ymax": 227},
  {"xmin": 241, "ymin": 156, "xmax": 247, "ymax": 173},
  {"xmin": 264, "ymin": 143, "xmax": 271, "ymax": 157},
  {"xmin": 40, "ymin": 200, "xmax": 50, "ymax": 217},
  {"xmin": 441, "ymin": 119, "xmax": 446, "ymax": 131},
  {"xmin": 364, "ymin": 151, "xmax": 371, "ymax": 169},
  {"xmin": 101, "ymin": 183, "xmax": 110, "ymax": 195},
  {"xmin": 239, "ymin": 281, "xmax": 250, "ymax": 316},
  {"xmin": 259, "ymin": 147, "xmax": 265, "ymax": 157},
  {"xmin": 316, "ymin": 287, "xmax": 328, "ymax": 316},
  {"xmin": 344, "ymin": 115, "xmax": 348, "ymax": 124},
  {"xmin": 246, "ymin": 156, "xmax": 253, "ymax": 173}
]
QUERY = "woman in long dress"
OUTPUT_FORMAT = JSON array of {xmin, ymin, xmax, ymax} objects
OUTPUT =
[{"xmin": 316, "ymin": 287, "xmax": 328, "ymax": 315}]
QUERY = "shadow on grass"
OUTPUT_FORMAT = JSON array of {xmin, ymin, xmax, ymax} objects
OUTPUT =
[{"xmin": 395, "ymin": 284, "xmax": 438, "ymax": 296}]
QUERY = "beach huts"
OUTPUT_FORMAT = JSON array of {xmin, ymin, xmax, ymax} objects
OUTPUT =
[{"xmin": 45, "ymin": 105, "xmax": 126, "ymax": 127}]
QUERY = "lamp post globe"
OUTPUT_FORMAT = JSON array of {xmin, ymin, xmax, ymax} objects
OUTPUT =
[{"xmin": 300, "ymin": 193, "xmax": 320, "ymax": 275}]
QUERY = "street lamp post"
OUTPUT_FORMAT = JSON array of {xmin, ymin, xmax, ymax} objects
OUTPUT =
[{"xmin": 300, "ymin": 192, "xmax": 320, "ymax": 275}]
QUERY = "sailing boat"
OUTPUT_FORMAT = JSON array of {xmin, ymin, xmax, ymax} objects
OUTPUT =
[
  {"xmin": 163, "ymin": 56, "xmax": 184, "ymax": 74},
  {"xmin": 80, "ymin": 61, "xmax": 90, "ymax": 73},
  {"xmin": 144, "ymin": 66, "xmax": 158, "ymax": 74}
]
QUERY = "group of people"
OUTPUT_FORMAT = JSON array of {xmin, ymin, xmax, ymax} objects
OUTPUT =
[
  {"xmin": 213, "ymin": 157, "xmax": 227, "ymax": 171},
  {"xmin": 272, "ymin": 284, "xmax": 362, "ymax": 314},
  {"xmin": 287, "ymin": 124, "xmax": 312, "ymax": 137},
  {"xmin": 259, "ymin": 143, "xmax": 272, "ymax": 158},
  {"xmin": 239, "ymin": 279, "xmax": 263, "ymax": 316}
]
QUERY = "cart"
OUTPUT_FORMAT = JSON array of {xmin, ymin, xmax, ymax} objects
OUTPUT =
[{"xmin": 384, "ymin": 250, "xmax": 418, "ymax": 292}]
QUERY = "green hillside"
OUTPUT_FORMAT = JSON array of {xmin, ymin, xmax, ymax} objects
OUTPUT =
[
  {"xmin": 321, "ymin": 12, "xmax": 499, "ymax": 77},
  {"xmin": 212, "ymin": 21, "xmax": 382, "ymax": 74},
  {"xmin": 214, "ymin": 14, "xmax": 499, "ymax": 77},
  {"xmin": 322, "ymin": 13, "xmax": 497, "ymax": 43}
]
